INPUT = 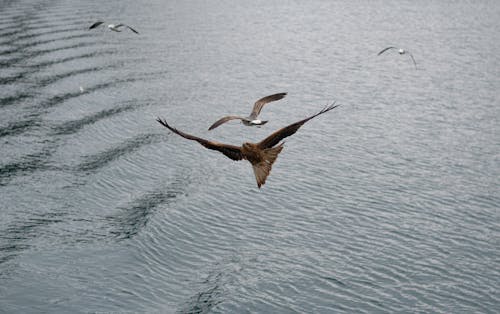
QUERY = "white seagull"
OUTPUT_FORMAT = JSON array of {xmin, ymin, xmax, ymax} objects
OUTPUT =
[
  {"xmin": 208, "ymin": 93, "xmax": 287, "ymax": 130},
  {"xmin": 378, "ymin": 47, "xmax": 417, "ymax": 69},
  {"xmin": 89, "ymin": 21, "xmax": 139, "ymax": 34}
]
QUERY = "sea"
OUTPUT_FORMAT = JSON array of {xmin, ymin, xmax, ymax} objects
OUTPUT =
[{"xmin": 1, "ymin": 0, "xmax": 499, "ymax": 312}]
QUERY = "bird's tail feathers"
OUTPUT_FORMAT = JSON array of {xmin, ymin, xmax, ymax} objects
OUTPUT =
[{"xmin": 252, "ymin": 143, "xmax": 284, "ymax": 188}]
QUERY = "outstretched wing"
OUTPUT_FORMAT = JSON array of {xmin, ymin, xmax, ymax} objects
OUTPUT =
[
  {"xmin": 408, "ymin": 52, "xmax": 417, "ymax": 69},
  {"xmin": 156, "ymin": 118, "xmax": 244, "ymax": 161},
  {"xmin": 115, "ymin": 24, "xmax": 139, "ymax": 34},
  {"xmin": 89, "ymin": 21, "xmax": 104, "ymax": 29},
  {"xmin": 257, "ymin": 102, "xmax": 340, "ymax": 149},
  {"xmin": 208, "ymin": 115, "xmax": 248, "ymax": 130},
  {"xmin": 249, "ymin": 92, "xmax": 287, "ymax": 119},
  {"xmin": 377, "ymin": 46, "xmax": 396, "ymax": 55}
]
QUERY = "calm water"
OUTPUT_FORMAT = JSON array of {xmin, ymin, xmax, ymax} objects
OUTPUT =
[{"xmin": 1, "ymin": 0, "xmax": 499, "ymax": 313}]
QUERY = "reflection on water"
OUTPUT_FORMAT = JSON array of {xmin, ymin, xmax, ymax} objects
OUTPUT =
[
  {"xmin": 1, "ymin": 0, "xmax": 499, "ymax": 313},
  {"xmin": 107, "ymin": 178, "xmax": 188, "ymax": 240},
  {"xmin": 51, "ymin": 102, "xmax": 138, "ymax": 135},
  {"xmin": 77, "ymin": 134, "xmax": 162, "ymax": 172}
]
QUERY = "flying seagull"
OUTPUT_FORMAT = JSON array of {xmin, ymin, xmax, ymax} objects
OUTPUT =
[
  {"xmin": 208, "ymin": 92, "xmax": 287, "ymax": 130},
  {"xmin": 157, "ymin": 102, "xmax": 340, "ymax": 188},
  {"xmin": 377, "ymin": 47, "xmax": 417, "ymax": 69},
  {"xmin": 89, "ymin": 21, "xmax": 139, "ymax": 34}
]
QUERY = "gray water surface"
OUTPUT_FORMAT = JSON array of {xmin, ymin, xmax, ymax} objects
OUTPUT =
[{"xmin": 1, "ymin": 0, "xmax": 499, "ymax": 313}]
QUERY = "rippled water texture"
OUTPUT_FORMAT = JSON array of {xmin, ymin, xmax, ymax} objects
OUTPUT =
[{"xmin": 1, "ymin": 0, "xmax": 499, "ymax": 313}]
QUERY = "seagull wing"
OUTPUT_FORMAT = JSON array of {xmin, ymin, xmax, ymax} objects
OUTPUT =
[
  {"xmin": 89, "ymin": 21, "xmax": 105, "ymax": 29},
  {"xmin": 377, "ymin": 46, "xmax": 396, "ymax": 55},
  {"xmin": 156, "ymin": 118, "xmax": 244, "ymax": 161},
  {"xmin": 125, "ymin": 25, "xmax": 139, "ymax": 34},
  {"xmin": 408, "ymin": 52, "xmax": 417, "ymax": 69},
  {"xmin": 208, "ymin": 115, "xmax": 249, "ymax": 130},
  {"xmin": 249, "ymin": 92, "xmax": 287, "ymax": 119},
  {"xmin": 115, "ymin": 24, "xmax": 139, "ymax": 34},
  {"xmin": 257, "ymin": 102, "xmax": 340, "ymax": 149}
]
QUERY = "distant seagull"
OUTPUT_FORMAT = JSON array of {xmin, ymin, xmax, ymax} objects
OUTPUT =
[
  {"xmin": 208, "ymin": 93, "xmax": 287, "ymax": 130},
  {"xmin": 377, "ymin": 47, "xmax": 417, "ymax": 69},
  {"xmin": 89, "ymin": 21, "xmax": 139, "ymax": 34},
  {"xmin": 157, "ymin": 102, "xmax": 340, "ymax": 188},
  {"xmin": 79, "ymin": 86, "xmax": 84, "ymax": 93}
]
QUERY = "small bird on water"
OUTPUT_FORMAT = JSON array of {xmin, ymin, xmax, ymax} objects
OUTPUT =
[
  {"xmin": 208, "ymin": 92, "xmax": 287, "ymax": 130},
  {"xmin": 377, "ymin": 47, "xmax": 417, "ymax": 69},
  {"xmin": 157, "ymin": 102, "xmax": 340, "ymax": 188},
  {"xmin": 89, "ymin": 21, "xmax": 139, "ymax": 34}
]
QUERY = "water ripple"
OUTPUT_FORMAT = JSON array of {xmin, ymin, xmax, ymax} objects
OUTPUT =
[
  {"xmin": 0, "ymin": 147, "xmax": 54, "ymax": 185},
  {"xmin": 1, "ymin": 0, "xmax": 499, "ymax": 313},
  {"xmin": 51, "ymin": 103, "xmax": 138, "ymax": 136},
  {"xmin": 0, "ymin": 117, "xmax": 40, "ymax": 138},
  {"xmin": 8, "ymin": 48, "xmax": 116, "ymax": 69},
  {"xmin": 106, "ymin": 183, "xmax": 187, "ymax": 240},
  {"xmin": 76, "ymin": 133, "xmax": 163, "ymax": 173},
  {"xmin": 0, "ymin": 93, "xmax": 32, "ymax": 108}
]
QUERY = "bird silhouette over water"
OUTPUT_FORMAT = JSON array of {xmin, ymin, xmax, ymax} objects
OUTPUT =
[
  {"xmin": 378, "ymin": 47, "xmax": 417, "ymax": 69},
  {"xmin": 208, "ymin": 92, "xmax": 287, "ymax": 130},
  {"xmin": 157, "ymin": 102, "xmax": 340, "ymax": 188},
  {"xmin": 89, "ymin": 21, "xmax": 139, "ymax": 34}
]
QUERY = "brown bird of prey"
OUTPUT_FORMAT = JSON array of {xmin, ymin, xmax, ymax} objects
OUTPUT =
[
  {"xmin": 89, "ymin": 21, "xmax": 139, "ymax": 34},
  {"xmin": 208, "ymin": 92, "xmax": 287, "ymax": 130},
  {"xmin": 157, "ymin": 102, "xmax": 340, "ymax": 188},
  {"xmin": 377, "ymin": 47, "xmax": 417, "ymax": 69}
]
